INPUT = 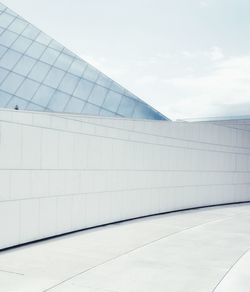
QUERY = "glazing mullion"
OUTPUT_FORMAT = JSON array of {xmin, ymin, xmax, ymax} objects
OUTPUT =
[
  {"xmin": 48, "ymin": 56, "xmax": 76, "ymax": 112},
  {"xmin": 25, "ymin": 39, "xmax": 61, "ymax": 108},
  {"xmin": 62, "ymin": 57, "xmax": 86, "ymax": 112},
  {"xmin": 42, "ymin": 51, "xmax": 72, "ymax": 110},
  {"xmin": 5, "ymin": 38, "xmax": 48, "ymax": 107},
  {"xmin": 0, "ymin": 17, "xmax": 30, "ymax": 100}
]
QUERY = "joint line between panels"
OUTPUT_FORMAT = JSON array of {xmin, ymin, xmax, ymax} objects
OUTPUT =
[{"xmin": 42, "ymin": 212, "xmax": 248, "ymax": 292}]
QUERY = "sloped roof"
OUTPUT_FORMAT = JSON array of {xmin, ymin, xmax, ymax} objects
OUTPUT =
[{"xmin": 0, "ymin": 2, "xmax": 168, "ymax": 120}]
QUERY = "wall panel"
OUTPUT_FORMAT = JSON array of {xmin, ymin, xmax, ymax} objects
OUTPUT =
[{"xmin": 0, "ymin": 109, "xmax": 250, "ymax": 249}]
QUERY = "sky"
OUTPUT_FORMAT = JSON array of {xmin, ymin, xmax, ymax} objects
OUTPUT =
[{"xmin": 2, "ymin": 0, "xmax": 250, "ymax": 120}]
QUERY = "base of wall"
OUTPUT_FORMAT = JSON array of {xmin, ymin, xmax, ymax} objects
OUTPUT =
[{"xmin": 2, "ymin": 200, "xmax": 250, "ymax": 252}]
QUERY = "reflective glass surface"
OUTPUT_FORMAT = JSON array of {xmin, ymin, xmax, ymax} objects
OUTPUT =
[
  {"xmin": 26, "ymin": 42, "xmax": 46, "ymax": 59},
  {"xmin": 36, "ymin": 32, "xmax": 51, "ymax": 46},
  {"xmin": 82, "ymin": 65, "xmax": 99, "ymax": 82},
  {"xmin": 1, "ymin": 72, "xmax": 25, "ymax": 94},
  {"xmin": 110, "ymin": 82, "xmax": 125, "ymax": 95},
  {"xmin": 117, "ymin": 96, "xmax": 136, "ymax": 117},
  {"xmin": 0, "ymin": 49, "xmax": 22, "ymax": 70},
  {"xmin": 11, "ymin": 35, "xmax": 32, "ymax": 53},
  {"xmin": 100, "ymin": 108, "xmax": 117, "ymax": 117},
  {"xmin": 26, "ymin": 102, "xmax": 44, "ymax": 111},
  {"xmin": 0, "ymin": 3, "xmax": 168, "ymax": 120},
  {"xmin": 96, "ymin": 73, "xmax": 113, "ymax": 88},
  {"xmin": 31, "ymin": 84, "xmax": 55, "ymax": 107},
  {"xmin": 48, "ymin": 39, "xmax": 63, "ymax": 52},
  {"xmin": 13, "ymin": 55, "xmax": 36, "ymax": 76},
  {"xmin": 88, "ymin": 85, "xmax": 108, "ymax": 106},
  {"xmin": 22, "ymin": 24, "xmax": 40, "ymax": 39},
  {"xmin": 133, "ymin": 103, "xmax": 165, "ymax": 120},
  {"xmin": 0, "ymin": 90, "xmax": 12, "ymax": 106},
  {"xmin": 82, "ymin": 102, "xmax": 100, "ymax": 115},
  {"xmin": 6, "ymin": 8, "xmax": 17, "ymax": 17},
  {"xmin": 68, "ymin": 60, "xmax": 87, "ymax": 76},
  {"xmin": 47, "ymin": 91, "xmax": 70, "ymax": 111},
  {"xmin": 64, "ymin": 97, "xmax": 85, "ymax": 114},
  {"xmin": 0, "ymin": 66, "xmax": 8, "ymax": 83},
  {"xmin": 9, "ymin": 18, "xmax": 27, "ymax": 34},
  {"xmin": 7, "ymin": 96, "xmax": 28, "ymax": 109},
  {"xmin": 68, "ymin": 59, "xmax": 87, "ymax": 76},
  {"xmin": 40, "ymin": 47, "xmax": 60, "ymax": 65},
  {"xmin": 0, "ymin": 12, "xmax": 14, "ymax": 27},
  {"xmin": 16, "ymin": 78, "xmax": 40, "ymax": 100},
  {"xmin": 58, "ymin": 73, "xmax": 79, "ymax": 95},
  {"xmin": 0, "ymin": 3, "xmax": 7, "ymax": 10},
  {"xmin": 44, "ymin": 67, "xmax": 65, "ymax": 88},
  {"xmin": 0, "ymin": 44, "xmax": 7, "ymax": 58},
  {"xmin": 28, "ymin": 61, "xmax": 50, "ymax": 82},
  {"xmin": 54, "ymin": 53, "xmax": 73, "ymax": 70},
  {"xmin": 102, "ymin": 90, "xmax": 122, "ymax": 113},
  {"xmin": 73, "ymin": 78, "xmax": 93, "ymax": 100},
  {"xmin": 0, "ymin": 30, "xmax": 18, "ymax": 47}
]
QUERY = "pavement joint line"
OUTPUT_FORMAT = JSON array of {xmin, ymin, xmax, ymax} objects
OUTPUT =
[
  {"xmin": 0, "ymin": 269, "xmax": 24, "ymax": 276},
  {"xmin": 41, "ymin": 209, "xmax": 250, "ymax": 292},
  {"xmin": 212, "ymin": 248, "xmax": 250, "ymax": 292}
]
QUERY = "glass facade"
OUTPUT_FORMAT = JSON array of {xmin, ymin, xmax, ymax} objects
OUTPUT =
[{"xmin": 0, "ymin": 2, "xmax": 168, "ymax": 120}]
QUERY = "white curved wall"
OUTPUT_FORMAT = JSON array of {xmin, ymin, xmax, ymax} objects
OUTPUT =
[{"xmin": 0, "ymin": 109, "xmax": 250, "ymax": 249}]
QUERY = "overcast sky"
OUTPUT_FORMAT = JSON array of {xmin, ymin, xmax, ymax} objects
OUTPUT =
[{"xmin": 3, "ymin": 0, "xmax": 250, "ymax": 120}]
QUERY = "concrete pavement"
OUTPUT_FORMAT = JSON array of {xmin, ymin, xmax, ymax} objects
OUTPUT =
[{"xmin": 0, "ymin": 203, "xmax": 250, "ymax": 292}]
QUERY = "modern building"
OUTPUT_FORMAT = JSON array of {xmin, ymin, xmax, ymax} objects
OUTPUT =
[
  {"xmin": 0, "ymin": 1, "xmax": 250, "ymax": 252},
  {"xmin": 0, "ymin": 2, "xmax": 167, "ymax": 120}
]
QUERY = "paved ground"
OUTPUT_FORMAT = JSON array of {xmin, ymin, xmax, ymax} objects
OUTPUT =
[{"xmin": 0, "ymin": 203, "xmax": 250, "ymax": 292}]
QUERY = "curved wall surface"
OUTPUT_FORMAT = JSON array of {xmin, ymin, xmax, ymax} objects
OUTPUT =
[{"xmin": 0, "ymin": 109, "xmax": 250, "ymax": 249}]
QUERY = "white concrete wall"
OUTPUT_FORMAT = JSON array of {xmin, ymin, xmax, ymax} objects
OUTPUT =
[{"xmin": 0, "ymin": 109, "xmax": 250, "ymax": 249}]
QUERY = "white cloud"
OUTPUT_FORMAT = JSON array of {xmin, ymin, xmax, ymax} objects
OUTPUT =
[
  {"xmin": 162, "ymin": 55, "xmax": 250, "ymax": 119},
  {"xmin": 181, "ymin": 47, "xmax": 224, "ymax": 62},
  {"xmin": 206, "ymin": 46, "xmax": 224, "ymax": 61},
  {"xmin": 79, "ymin": 47, "xmax": 250, "ymax": 121},
  {"xmin": 181, "ymin": 51, "xmax": 196, "ymax": 58}
]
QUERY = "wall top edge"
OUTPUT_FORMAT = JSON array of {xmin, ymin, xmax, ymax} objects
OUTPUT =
[{"xmin": 0, "ymin": 108, "xmax": 173, "ymax": 123}]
